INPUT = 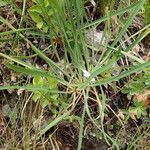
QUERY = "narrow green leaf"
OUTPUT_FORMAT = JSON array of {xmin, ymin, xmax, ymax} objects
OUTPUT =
[{"xmin": 93, "ymin": 61, "xmax": 150, "ymax": 86}]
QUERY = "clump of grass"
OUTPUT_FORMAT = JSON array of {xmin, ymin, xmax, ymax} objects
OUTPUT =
[{"xmin": 0, "ymin": 0, "xmax": 150, "ymax": 149}]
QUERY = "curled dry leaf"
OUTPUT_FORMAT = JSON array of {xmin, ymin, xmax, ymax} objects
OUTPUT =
[{"xmin": 135, "ymin": 89, "xmax": 150, "ymax": 108}]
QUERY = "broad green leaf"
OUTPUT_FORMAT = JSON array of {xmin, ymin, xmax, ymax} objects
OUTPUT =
[
  {"xmin": 29, "ymin": 5, "xmax": 42, "ymax": 13},
  {"xmin": 33, "ymin": 75, "xmax": 44, "ymax": 86},
  {"xmin": 29, "ymin": 12, "xmax": 43, "ymax": 24}
]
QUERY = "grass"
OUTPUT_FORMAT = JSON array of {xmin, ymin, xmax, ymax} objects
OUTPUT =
[{"xmin": 0, "ymin": 0, "xmax": 150, "ymax": 149}]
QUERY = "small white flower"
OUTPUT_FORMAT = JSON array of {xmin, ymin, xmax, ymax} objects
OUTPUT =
[
  {"xmin": 82, "ymin": 69, "xmax": 95, "ymax": 82},
  {"xmin": 82, "ymin": 69, "xmax": 90, "ymax": 78}
]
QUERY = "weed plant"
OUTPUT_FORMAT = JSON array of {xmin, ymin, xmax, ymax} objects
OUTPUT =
[{"xmin": 0, "ymin": 0, "xmax": 150, "ymax": 149}]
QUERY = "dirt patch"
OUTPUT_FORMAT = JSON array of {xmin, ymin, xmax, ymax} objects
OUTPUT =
[{"xmin": 55, "ymin": 122, "xmax": 109, "ymax": 150}]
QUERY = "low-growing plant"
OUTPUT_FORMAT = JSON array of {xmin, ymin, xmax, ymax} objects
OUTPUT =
[
  {"xmin": 121, "ymin": 71, "xmax": 150, "ymax": 120},
  {"xmin": 28, "ymin": 0, "xmax": 65, "ymax": 33},
  {"xmin": 32, "ymin": 75, "xmax": 60, "ymax": 113},
  {"xmin": 121, "ymin": 99, "xmax": 147, "ymax": 120},
  {"xmin": 122, "ymin": 71, "xmax": 150, "ymax": 96}
]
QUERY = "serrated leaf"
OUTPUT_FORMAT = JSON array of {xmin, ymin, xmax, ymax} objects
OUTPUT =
[{"xmin": 122, "ymin": 81, "xmax": 145, "ymax": 95}]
